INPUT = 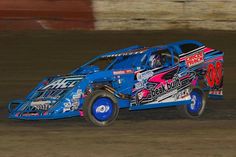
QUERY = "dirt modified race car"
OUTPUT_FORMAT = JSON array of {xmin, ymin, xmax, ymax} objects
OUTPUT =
[{"xmin": 8, "ymin": 40, "xmax": 224, "ymax": 126}]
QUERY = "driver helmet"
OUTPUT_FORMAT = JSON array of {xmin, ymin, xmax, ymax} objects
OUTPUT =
[{"xmin": 149, "ymin": 54, "xmax": 161, "ymax": 68}]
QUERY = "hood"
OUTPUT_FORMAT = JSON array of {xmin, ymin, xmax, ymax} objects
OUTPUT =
[
  {"xmin": 30, "ymin": 75, "xmax": 84, "ymax": 100},
  {"xmin": 17, "ymin": 75, "xmax": 85, "ymax": 114}
]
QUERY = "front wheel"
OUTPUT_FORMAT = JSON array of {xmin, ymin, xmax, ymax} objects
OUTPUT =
[
  {"xmin": 83, "ymin": 90, "xmax": 119, "ymax": 126},
  {"xmin": 177, "ymin": 88, "xmax": 206, "ymax": 118}
]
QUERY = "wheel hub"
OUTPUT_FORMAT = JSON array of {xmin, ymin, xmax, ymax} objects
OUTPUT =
[
  {"xmin": 187, "ymin": 91, "xmax": 202, "ymax": 113},
  {"xmin": 190, "ymin": 95, "xmax": 197, "ymax": 110},
  {"xmin": 95, "ymin": 105, "xmax": 110, "ymax": 113},
  {"xmin": 92, "ymin": 98, "xmax": 113, "ymax": 121}
]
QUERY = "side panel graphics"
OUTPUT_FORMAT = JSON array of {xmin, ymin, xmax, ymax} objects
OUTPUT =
[
  {"xmin": 179, "ymin": 46, "xmax": 224, "ymax": 98},
  {"xmin": 132, "ymin": 66, "xmax": 195, "ymax": 106}
]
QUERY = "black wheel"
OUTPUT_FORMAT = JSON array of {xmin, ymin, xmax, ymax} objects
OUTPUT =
[
  {"xmin": 83, "ymin": 90, "xmax": 119, "ymax": 126},
  {"xmin": 177, "ymin": 88, "xmax": 206, "ymax": 118}
]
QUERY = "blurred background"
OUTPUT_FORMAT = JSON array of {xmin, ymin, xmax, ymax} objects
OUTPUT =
[{"xmin": 0, "ymin": 0, "xmax": 235, "ymax": 31}]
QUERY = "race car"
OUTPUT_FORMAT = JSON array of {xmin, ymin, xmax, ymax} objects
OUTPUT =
[{"xmin": 8, "ymin": 40, "xmax": 224, "ymax": 126}]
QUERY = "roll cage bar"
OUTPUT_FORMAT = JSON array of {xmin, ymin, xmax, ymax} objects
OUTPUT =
[{"xmin": 71, "ymin": 45, "xmax": 181, "ymax": 74}]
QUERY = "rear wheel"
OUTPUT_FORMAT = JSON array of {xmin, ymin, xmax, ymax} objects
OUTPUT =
[
  {"xmin": 177, "ymin": 88, "xmax": 206, "ymax": 118},
  {"xmin": 83, "ymin": 90, "xmax": 119, "ymax": 126}
]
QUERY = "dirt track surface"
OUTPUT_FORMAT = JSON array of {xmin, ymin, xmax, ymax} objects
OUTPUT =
[{"xmin": 0, "ymin": 30, "xmax": 236, "ymax": 157}]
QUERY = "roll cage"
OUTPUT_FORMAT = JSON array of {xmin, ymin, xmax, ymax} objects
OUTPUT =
[{"xmin": 71, "ymin": 45, "xmax": 180, "ymax": 74}]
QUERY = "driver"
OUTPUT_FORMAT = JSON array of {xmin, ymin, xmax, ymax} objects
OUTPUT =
[{"xmin": 149, "ymin": 54, "xmax": 162, "ymax": 68}]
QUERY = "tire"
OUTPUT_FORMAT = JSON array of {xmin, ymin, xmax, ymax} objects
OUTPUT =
[
  {"xmin": 83, "ymin": 90, "xmax": 119, "ymax": 126},
  {"xmin": 177, "ymin": 88, "xmax": 206, "ymax": 118}
]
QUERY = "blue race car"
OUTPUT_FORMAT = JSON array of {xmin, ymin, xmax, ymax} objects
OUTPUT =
[{"xmin": 8, "ymin": 40, "xmax": 224, "ymax": 126}]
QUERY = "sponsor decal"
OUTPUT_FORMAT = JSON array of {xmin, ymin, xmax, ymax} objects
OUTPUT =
[
  {"xmin": 137, "ymin": 70, "xmax": 154, "ymax": 81},
  {"xmin": 133, "ymin": 71, "xmax": 195, "ymax": 105},
  {"xmin": 149, "ymin": 76, "xmax": 181, "ymax": 101},
  {"xmin": 30, "ymin": 101, "xmax": 53, "ymax": 111},
  {"xmin": 135, "ymin": 81, "xmax": 145, "ymax": 90},
  {"xmin": 113, "ymin": 69, "xmax": 133, "ymax": 75},
  {"xmin": 34, "ymin": 90, "xmax": 66, "ymax": 100},
  {"xmin": 103, "ymin": 48, "xmax": 147, "ymax": 58},
  {"xmin": 23, "ymin": 113, "xmax": 39, "ymax": 116},
  {"xmin": 185, "ymin": 51, "xmax": 204, "ymax": 67},
  {"xmin": 156, "ymin": 89, "xmax": 177, "ymax": 102},
  {"xmin": 42, "ymin": 77, "xmax": 82, "ymax": 90},
  {"xmin": 63, "ymin": 89, "xmax": 83, "ymax": 113},
  {"xmin": 137, "ymin": 89, "xmax": 150, "ymax": 100},
  {"xmin": 72, "ymin": 89, "xmax": 83, "ymax": 100},
  {"xmin": 175, "ymin": 88, "xmax": 190, "ymax": 99},
  {"xmin": 63, "ymin": 99, "xmax": 79, "ymax": 113},
  {"xmin": 209, "ymin": 90, "xmax": 223, "ymax": 95}
]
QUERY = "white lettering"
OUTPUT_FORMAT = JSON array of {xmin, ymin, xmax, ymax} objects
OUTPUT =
[
  {"xmin": 137, "ymin": 70, "xmax": 154, "ymax": 81},
  {"xmin": 42, "ymin": 78, "xmax": 82, "ymax": 90}
]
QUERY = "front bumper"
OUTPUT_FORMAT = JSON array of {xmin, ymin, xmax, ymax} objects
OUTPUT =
[
  {"xmin": 9, "ymin": 110, "xmax": 82, "ymax": 120},
  {"xmin": 8, "ymin": 100, "xmax": 83, "ymax": 120}
]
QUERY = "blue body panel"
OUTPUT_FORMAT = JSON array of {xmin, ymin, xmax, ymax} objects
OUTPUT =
[{"xmin": 8, "ymin": 40, "xmax": 224, "ymax": 120}]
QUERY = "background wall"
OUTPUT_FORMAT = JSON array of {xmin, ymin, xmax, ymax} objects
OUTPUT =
[
  {"xmin": 94, "ymin": 0, "xmax": 236, "ymax": 30},
  {"xmin": 0, "ymin": 0, "xmax": 235, "ymax": 30},
  {"xmin": 0, "ymin": 0, "xmax": 94, "ymax": 30}
]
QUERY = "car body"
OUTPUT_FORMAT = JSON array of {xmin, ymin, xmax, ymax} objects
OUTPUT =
[{"xmin": 8, "ymin": 40, "xmax": 224, "ymax": 126}]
